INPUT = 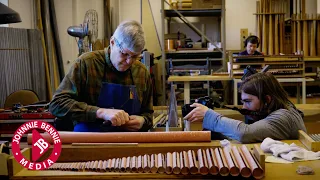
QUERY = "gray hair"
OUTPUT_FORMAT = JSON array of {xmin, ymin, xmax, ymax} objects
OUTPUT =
[{"xmin": 113, "ymin": 20, "xmax": 145, "ymax": 53}]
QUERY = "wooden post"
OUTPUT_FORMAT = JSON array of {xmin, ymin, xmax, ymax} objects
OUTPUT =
[
  {"xmin": 303, "ymin": 14, "xmax": 309, "ymax": 56},
  {"xmin": 297, "ymin": 14, "xmax": 302, "ymax": 53},
  {"xmin": 292, "ymin": 14, "xmax": 297, "ymax": 53},
  {"xmin": 279, "ymin": 0, "xmax": 284, "ymax": 54},
  {"xmin": 310, "ymin": 14, "xmax": 316, "ymax": 56},
  {"xmin": 268, "ymin": 0, "xmax": 273, "ymax": 55},
  {"xmin": 274, "ymin": 1, "xmax": 279, "ymax": 55},
  {"xmin": 262, "ymin": 0, "xmax": 268, "ymax": 54},
  {"xmin": 317, "ymin": 15, "xmax": 320, "ymax": 56}
]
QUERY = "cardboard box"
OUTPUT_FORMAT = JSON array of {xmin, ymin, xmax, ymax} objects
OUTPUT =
[{"xmin": 192, "ymin": 0, "xmax": 222, "ymax": 9}]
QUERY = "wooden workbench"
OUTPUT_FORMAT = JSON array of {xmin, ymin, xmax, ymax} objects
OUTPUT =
[
  {"xmin": 233, "ymin": 78, "xmax": 314, "ymax": 105},
  {"xmin": 249, "ymin": 140, "xmax": 320, "ymax": 180},
  {"xmin": 5, "ymin": 140, "xmax": 320, "ymax": 179},
  {"xmin": 167, "ymin": 75, "xmax": 314, "ymax": 105},
  {"xmin": 154, "ymin": 104, "xmax": 320, "ymax": 134},
  {"xmin": 168, "ymin": 75, "xmax": 232, "ymax": 104}
]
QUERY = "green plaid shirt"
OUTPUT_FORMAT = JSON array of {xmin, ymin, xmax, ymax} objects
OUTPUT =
[{"xmin": 49, "ymin": 47, "xmax": 153, "ymax": 131}]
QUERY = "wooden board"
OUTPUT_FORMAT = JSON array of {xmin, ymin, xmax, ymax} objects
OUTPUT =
[
  {"xmin": 310, "ymin": 15, "xmax": 316, "ymax": 56},
  {"xmin": 264, "ymin": 57, "xmax": 299, "ymax": 61},
  {"xmin": 297, "ymin": 14, "xmax": 302, "ymax": 53},
  {"xmin": 268, "ymin": 5, "xmax": 273, "ymax": 55},
  {"xmin": 303, "ymin": 57, "xmax": 320, "ymax": 61},
  {"xmin": 292, "ymin": 14, "xmax": 297, "ymax": 53},
  {"xmin": 256, "ymin": 1, "xmax": 260, "ymax": 52},
  {"xmin": 303, "ymin": 14, "xmax": 309, "ymax": 56},
  {"xmin": 279, "ymin": 1, "xmax": 284, "ymax": 53},
  {"xmin": 299, "ymin": 130, "xmax": 320, "ymax": 152},
  {"xmin": 262, "ymin": 0, "xmax": 268, "ymax": 54},
  {"xmin": 317, "ymin": 15, "xmax": 320, "ymax": 56},
  {"xmin": 0, "ymin": 153, "xmax": 9, "ymax": 176},
  {"xmin": 274, "ymin": 7, "xmax": 279, "ymax": 55},
  {"xmin": 168, "ymin": 75, "xmax": 232, "ymax": 82}
]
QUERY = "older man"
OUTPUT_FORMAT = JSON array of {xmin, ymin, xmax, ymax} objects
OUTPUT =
[{"xmin": 49, "ymin": 20, "xmax": 153, "ymax": 132}]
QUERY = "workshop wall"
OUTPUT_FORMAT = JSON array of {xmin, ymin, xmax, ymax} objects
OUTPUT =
[{"xmin": 5, "ymin": 0, "xmax": 320, "ymax": 72}]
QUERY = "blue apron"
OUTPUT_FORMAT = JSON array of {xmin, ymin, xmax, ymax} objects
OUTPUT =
[{"xmin": 74, "ymin": 63, "xmax": 141, "ymax": 132}]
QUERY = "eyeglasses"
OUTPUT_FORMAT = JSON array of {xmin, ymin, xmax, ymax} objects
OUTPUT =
[{"xmin": 114, "ymin": 37, "xmax": 141, "ymax": 61}]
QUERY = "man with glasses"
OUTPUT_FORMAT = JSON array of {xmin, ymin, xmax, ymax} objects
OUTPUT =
[{"xmin": 49, "ymin": 20, "xmax": 153, "ymax": 132}]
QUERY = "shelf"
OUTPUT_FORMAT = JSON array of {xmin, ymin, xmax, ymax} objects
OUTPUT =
[
  {"xmin": 253, "ymin": 13, "xmax": 286, "ymax": 15},
  {"xmin": 166, "ymin": 50, "xmax": 221, "ymax": 54},
  {"xmin": 232, "ymin": 61, "xmax": 303, "ymax": 65},
  {"xmin": 160, "ymin": 0, "xmax": 227, "ymax": 106},
  {"xmin": 164, "ymin": 9, "xmax": 221, "ymax": 17},
  {"xmin": 233, "ymin": 55, "xmax": 303, "ymax": 59},
  {"xmin": 233, "ymin": 75, "xmax": 305, "ymax": 78},
  {"xmin": 166, "ymin": 58, "xmax": 222, "ymax": 62},
  {"xmin": 168, "ymin": 75, "xmax": 232, "ymax": 82},
  {"xmin": 166, "ymin": 51, "xmax": 222, "ymax": 59},
  {"xmin": 305, "ymin": 73, "xmax": 317, "ymax": 76},
  {"xmin": 233, "ymin": 68, "xmax": 304, "ymax": 72},
  {"xmin": 166, "ymin": 50, "xmax": 220, "ymax": 53},
  {"xmin": 304, "ymin": 57, "xmax": 320, "ymax": 61}
]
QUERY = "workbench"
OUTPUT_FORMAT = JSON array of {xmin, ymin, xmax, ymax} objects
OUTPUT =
[
  {"xmin": 3, "ymin": 140, "xmax": 320, "ymax": 179},
  {"xmin": 0, "ymin": 112, "xmax": 55, "ymax": 139},
  {"xmin": 154, "ymin": 104, "xmax": 320, "ymax": 134},
  {"xmin": 168, "ymin": 75, "xmax": 232, "ymax": 104},
  {"xmin": 167, "ymin": 75, "xmax": 314, "ymax": 105},
  {"xmin": 233, "ymin": 77, "xmax": 315, "ymax": 105}
]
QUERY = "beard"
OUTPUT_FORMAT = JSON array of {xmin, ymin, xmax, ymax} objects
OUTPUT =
[
  {"xmin": 245, "ymin": 115, "xmax": 263, "ymax": 124},
  {"xmin": 244, "ymin": 109, "xmax": 269, "ymax": 124}
]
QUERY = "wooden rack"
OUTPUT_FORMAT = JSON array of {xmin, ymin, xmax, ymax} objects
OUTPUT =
[
  {"xmin": 229, "ymin": 55, "xmax": 305, "ymax": 78},
  {"xmin": 6, "ymin": 142, "xmax": 265, "ymax": 179}
]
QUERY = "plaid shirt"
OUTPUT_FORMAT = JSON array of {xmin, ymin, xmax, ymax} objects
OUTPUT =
[{"xmin": 49, "ymin": 47, "xmax": 153, "ymax": 131}]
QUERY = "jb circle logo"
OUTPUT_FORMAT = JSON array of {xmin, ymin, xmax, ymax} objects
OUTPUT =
[{"xmin": 12, "ymin": 120, "xmax": 62, "ymax": 170}]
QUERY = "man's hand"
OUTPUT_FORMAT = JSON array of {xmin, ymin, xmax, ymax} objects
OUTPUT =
[
  {"xmin": 123, "ymin": 115, "xmax": 145, "ymax": 131},
  {"xmin": 184, "ymin": 103, "xmax": 209, "ymax": 123},
  {"xmin": 96, "ymin": 108, "xmax": 129, "ymax": 126}
]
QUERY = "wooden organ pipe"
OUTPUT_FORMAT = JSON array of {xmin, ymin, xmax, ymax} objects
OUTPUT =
[
  {"xmin": 310, "ymin": 14, "xmax": 316, "ymax": 56},
  {"xmin": 27, "ymin": 131, "xmax": 211, "ymax": 144},
  {"xmin": 206, "ymin": 148, "xmax": 219, "ymax": 175},
  {"xmin": 303, "ymin": 14, "xmax": 309, "ymax": 56},
  {"xmin": 47, "ymin": 148, "xmax": 264, "ymax": 179},
  {"xmin": 240, "ymin": 145, "xmax": 264, "ymax": 179}
]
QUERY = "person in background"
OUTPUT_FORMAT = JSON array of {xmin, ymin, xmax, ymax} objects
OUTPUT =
[
  {"xmin": 239, "ymin": 35, "xmax": 263, "ymax": 55},
  {"xmin": 49, "ymin": 20, "xmax": 153, "ymax": 132},
  {"xmin": 184, "ymin": 72, "xmax": 306, "ymax": 143}
]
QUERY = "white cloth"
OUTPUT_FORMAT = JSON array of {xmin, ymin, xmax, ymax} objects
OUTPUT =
[
  {"xmin": 220, "ymin": 139, "xmax": 231, "ymax": 152},
  {"xmin": 261, "ymin": 137, "xmax": 320, "ymax": 162},
  {"xmin": 265, "ymin": 156, "xmax": 293, "ymax": 164}
]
